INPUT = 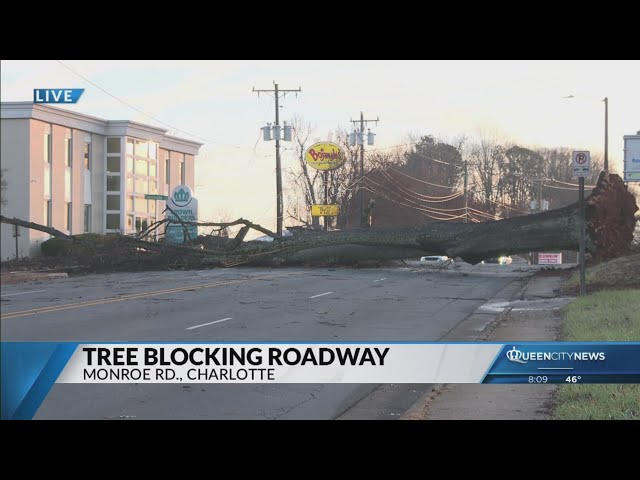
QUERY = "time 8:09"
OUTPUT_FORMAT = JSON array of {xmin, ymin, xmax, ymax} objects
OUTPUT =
[{"xmin": 529, "ymin": 376, "xmax": 548, "ymax": 383}]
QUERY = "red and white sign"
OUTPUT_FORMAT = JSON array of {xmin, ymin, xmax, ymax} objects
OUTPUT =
[{"xmin": 538, "ymin": 253, "xmax": 562, "ymax": 265}]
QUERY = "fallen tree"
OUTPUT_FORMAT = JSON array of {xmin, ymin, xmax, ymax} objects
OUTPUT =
[{"xmin": 1, "ymin": 172, "xmax": 637, "ymax": 269}]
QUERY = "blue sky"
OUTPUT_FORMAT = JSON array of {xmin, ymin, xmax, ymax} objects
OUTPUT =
[{"xmin": 2, "ymin": 60, "xmax": 638, "ymax": 231}]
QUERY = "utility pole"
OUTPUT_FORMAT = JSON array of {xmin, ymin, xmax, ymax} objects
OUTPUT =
[
  {"xmin": 604, "ymin": 97, "xmax": 609, "ymax": 171},
  {"xmin": 538, "ymin": 179, "xmax": 543, "ymax": 213},
  {"xmin": 463, "ymin": 159, "xmax": 468, "ymax": 223},
  {"xmin": 579, "ymin": 176, "xmax": 586, "ymax": 297},
  {"xmin": 253, "ymin": 82, "xmax": 301, "ymax": 237},
  {"xmin": 527, "ymin": 177, "xmax": 546, "ymax": 213},
  {"xmin": 349, "ymin": 111, "xmax": 379, "ymax": 227}
]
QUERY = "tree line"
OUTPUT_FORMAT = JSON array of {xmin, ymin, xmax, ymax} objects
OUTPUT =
[{"xmin": 284, "ymin": 118, "xmax": 608, "ymax": 230}]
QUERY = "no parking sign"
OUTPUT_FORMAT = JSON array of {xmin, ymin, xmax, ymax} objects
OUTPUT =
[{"xmin": 572, "ymin": 151, "xmax": 591, "ymax": 178}]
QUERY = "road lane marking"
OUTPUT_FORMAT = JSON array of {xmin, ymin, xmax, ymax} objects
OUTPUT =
[
  {"xmin": 309, "ymin": 292, "xmax": 333, "ymax": 299},
  {"xmin": 0, "ymin": 272, "xmax": 305, "ymax": 320},
  {"xmin": 186, "ymin": 317, "xmax": 232, "ymax": 330},
  {"xmin": 373, "ymin": 278, "xmax": 387, "ymax": 282},
  {"xmin": 1, "ymin": 289, "xmax": 47, "ymax": 297}
]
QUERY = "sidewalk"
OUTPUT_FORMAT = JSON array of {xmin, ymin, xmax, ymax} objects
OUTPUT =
[{"xmin": 402, "ymin": 272, "xmax": 571, "ymax": 420}]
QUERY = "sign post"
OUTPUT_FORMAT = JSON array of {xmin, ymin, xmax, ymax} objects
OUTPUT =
[
  {"xmin": 13, "ymin": 224, "xmax": 20, "ymax": 260},
  {"xmin": 304, "ymin": 142, "xmax": 346, "ymax": 230},
  {"xmin": 145, "ymin": 194, "xmax": 169, "ymax": 242},
  {"xmin": 572, "ymin": 151, "xmax": 591, "ymax": 297}
]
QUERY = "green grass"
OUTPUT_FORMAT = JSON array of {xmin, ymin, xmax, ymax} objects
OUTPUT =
[
  {"xmin": 553, "ymin": 289, "xmax": 640, "ymax": 420},
  {"xmin": 563, "ymin": 254, "xmax": 640, "ymax": 294}
]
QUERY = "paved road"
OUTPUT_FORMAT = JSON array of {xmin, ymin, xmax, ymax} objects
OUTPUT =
[{"xmin": 1, "ymin": 265, "xmax": 526, "ymax": 419}]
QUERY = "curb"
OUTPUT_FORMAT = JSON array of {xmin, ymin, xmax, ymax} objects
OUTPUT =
[
  {"xmin": 0, "ymin": 271, "xmax": 68, "ymax": 286},
  {"xmin": 398, "ymin": 273, "xmax": 537, "ymax": 420}
]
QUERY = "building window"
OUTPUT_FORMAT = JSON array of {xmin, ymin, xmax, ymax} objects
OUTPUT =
[
  {"xmin": 135, "ymin": 140, "xmax": 148, "ymax": 158},
  {"xmin": 84, "ymin": 205, "xmax": 91, "ymax": 233},
  {"xmin": 107, "ymin": 138, "xmax": 121, "ymax": 154},
  {"xmin": 106, "ymin": 213, "xmax": 120, "ymax": 230},
  {"xmin": 179, "ymin": 158, "xmax": 185, "ymax": 185},
  {"xmin": 106, "ymin": 195, "xmax": 121, "ymax": 210},
  {"xmin": 165, "ymin": 156, "xmax": 170, "ymax": 184},
  {"xmin": 84, "ymin": 143, "xmax": 91, "ymax": 170},
  {"xmin": 65, "ymin": 168, "xmax": 72, "ymax": 202},
  {"xmin": 65, "ymin": 137, "xmax": 72, "ymax": 167},
  {"xmin": 44, "ymin": 132, "xmax": 51, "ymax": 163},
  {"xmin": 106, "ymin": 176, "xmax": 120, "ymax": 192},
  {"xmin": 44, "ymin": 164, "xmax": 51, "ymax": 198},
  {"xmin": 44, "ymin": 200, "xmax": 51, "ymax": 227},
  {"xmin": 65, "ymin": 202, "xmax": 72, "ymax": 231},
  {"xmin": 107, "ymin": 157, "xmax": 121, "ymax": 173},
  {"xmin": 126, "ymin": 138, "xmax": 134, "ymax": 155}
]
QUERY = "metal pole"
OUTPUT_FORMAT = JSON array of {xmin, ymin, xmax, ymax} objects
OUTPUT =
[
  {"xmin": 463, "ymin": 159, "xmax": 468, "ymax": 223},
  {"xmin": 324, "ymin": 170, "xmax": 329, "ymax": 231},
  {"xmin": 604, "ymin": 97, "xmax": 609, "ymax": 171},
  {"xmin": 359, "ymin": 112, "xmax": 365, "ymax": 227},
  {"xmin": 274, "ymin": 83, "xmax": 282, "ymax": 237},
  {"xmin": 579, "ymin": 176, "xmax": 586, "ymax": 297},
  {"xmin": 14, "ymin": 224, "xmax": 19, "ymax": 260}
]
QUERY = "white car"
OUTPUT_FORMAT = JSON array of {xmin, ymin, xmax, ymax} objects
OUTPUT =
[{"xmin": 420, "ymin": 255, "xmax": 450, "ymax": 265}]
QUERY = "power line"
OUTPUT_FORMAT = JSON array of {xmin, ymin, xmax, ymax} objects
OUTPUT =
[
  {"xmin": 56, "ymin": 60, "xmax": 211, "ymax": 144},
  {"xmin": 361, "ymin": 186, "xmax": 468, "ymax": 222},
  {"xmin": 548, "ymin": 177, "xmax": 597, "ymax": 188},
  {"xmin": 389, "ymin": 167, "xmax": 459, "ymax": 190},
  {"xmin": 364, "ymin": 178, "xmax": 467, "ymax": 217},
  {"xmin": 379, "ymin": 170, "xmax": 464, "ymax": 202}
]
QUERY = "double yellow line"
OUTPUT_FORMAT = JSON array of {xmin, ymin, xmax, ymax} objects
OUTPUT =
[{"xmin": 0, "ymin": 272, "xmax": 304, "ymax": 320}]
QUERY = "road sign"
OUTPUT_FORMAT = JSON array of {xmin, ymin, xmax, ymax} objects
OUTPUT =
[
  {"xmin": 538, "ymin": 253, "xmax": 562, "ymax": 265},
  {"xmin": 311, "ymin": 204, "xmax": 340, "ymax": 217},
  {"xmin": 145, "ymin": 194, "xmax": 168, "ymax": 200},
  {"xmin": 572, "ymin": 151, "xmax": 591, "ymax": 178},
  {"xmin": 165, "ymin": 185, "xmax": 198, "ymax": 244},
  {"xmin": 623, "ymin": 135, "xmax": 640, "ymax": 182}
]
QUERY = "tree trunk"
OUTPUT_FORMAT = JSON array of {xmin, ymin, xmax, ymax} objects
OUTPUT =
[
  {"xmin": 270, "ymin": 171, "xmax": 637, "ymax": 265},
  {"xmin": 1, "ymin": 172, "xmax": 635, "ymax": 269}
]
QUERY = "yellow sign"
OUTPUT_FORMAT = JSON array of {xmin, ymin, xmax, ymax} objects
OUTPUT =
[
  {"xmin": 305, "ymin": 142, "xmax": 346, "ymax": 171},
  {"xmin": 311, "ymin": 204, "xmax": 340, "ymax": 217}
]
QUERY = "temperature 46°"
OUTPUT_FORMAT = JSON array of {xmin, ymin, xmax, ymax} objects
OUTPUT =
[{"xmin": 565, "ymin": 375, "xmax": 582, "ymax": 383}]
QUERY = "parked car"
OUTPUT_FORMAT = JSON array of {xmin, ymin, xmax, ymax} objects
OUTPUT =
[
  {"xmin": 420, "ymin": 255, "xmax": 450, "ymax": 265},
  {"xmin": 482, "ymin": 256, "xmax": 512, "ymax": 265}
]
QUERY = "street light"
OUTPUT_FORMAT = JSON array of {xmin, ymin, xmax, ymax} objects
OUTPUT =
[{"xmin": 564, "ymin": 94, "xmax": 609, "ymax": 171}]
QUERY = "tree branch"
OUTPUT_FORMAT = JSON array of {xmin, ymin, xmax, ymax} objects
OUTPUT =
[{"xmin": 0, "ymin": 215, "xmax": 75, "ymax": 240}]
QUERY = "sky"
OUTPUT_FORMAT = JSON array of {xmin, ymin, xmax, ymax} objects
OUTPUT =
[{"xmin": 2, "ymin": 60, "xmax": 639, "ymax": 234}]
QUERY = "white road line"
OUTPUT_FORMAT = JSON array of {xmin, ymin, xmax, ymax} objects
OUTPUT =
[
  {"xmin": 186, "ymin": 317, "xmax": 233, "ymax": 330},
  {"xmin": 1, "ymin": 289, "xmax": 47, "ymax": 297},
  {"xmin": 309, "ymin": 292, "xmax": 333, "ymax": 299},
  {"xmin": 373, "ymin": 278, "xmax": 387, "ymax": 282}
]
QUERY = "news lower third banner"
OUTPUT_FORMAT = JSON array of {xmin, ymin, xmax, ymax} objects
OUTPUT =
[{"xmin": 2, "ymin": 342, "xmax": 639, "ymax": 419}]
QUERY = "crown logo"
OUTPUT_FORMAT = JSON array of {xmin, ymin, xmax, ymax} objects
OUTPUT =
[
  {"xmin": 173, "ymin": 188, "xmax": 190, "ymax": 202},
  {"xmin": 506, "ymin": 346, "xmax": 527, "ymax": 364}
]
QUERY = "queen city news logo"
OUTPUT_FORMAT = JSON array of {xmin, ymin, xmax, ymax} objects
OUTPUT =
[{"xmin": 506, "ymin": 346, "xmax": 605, "ymax": 364}]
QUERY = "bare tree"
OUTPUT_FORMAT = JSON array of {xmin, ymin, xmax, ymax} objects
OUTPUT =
[
  {"xmin": 468, "ymin": 129, "xmax": 507, "ymax": 214},
  {"xmin": 285, "ymin": 116, "xmax": 322, "ymax": 229}
]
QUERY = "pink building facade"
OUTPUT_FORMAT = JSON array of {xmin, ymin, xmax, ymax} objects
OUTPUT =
[{"xmin": 1, "ymin": 102, "xmax": 203, "ymax": 260}]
